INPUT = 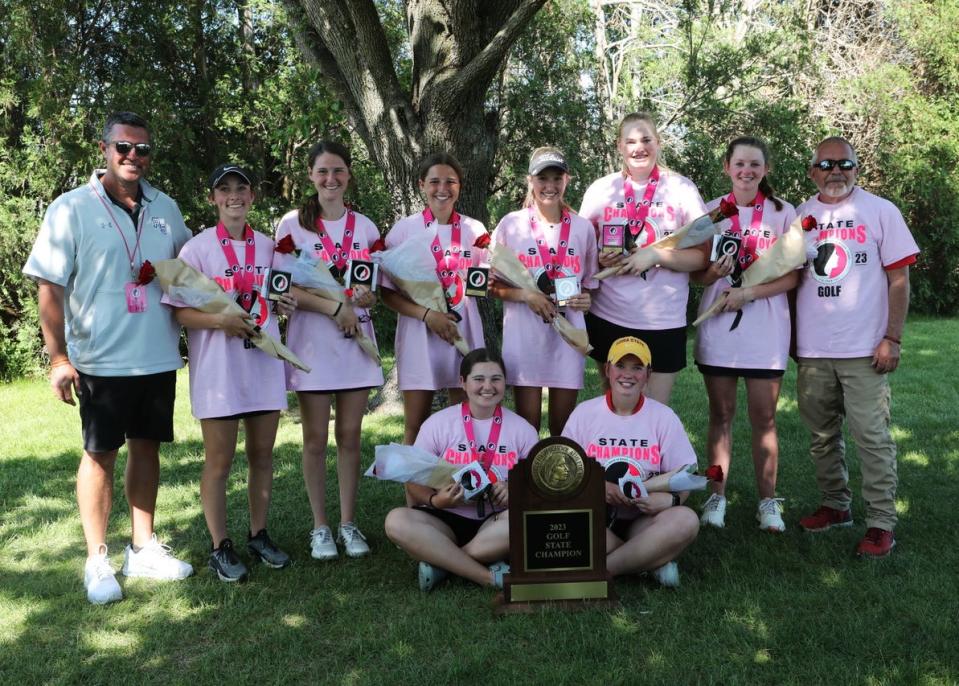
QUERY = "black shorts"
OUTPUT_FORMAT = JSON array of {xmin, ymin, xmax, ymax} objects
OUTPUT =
[
  {"xmin": 696, "ymin": 363, "xmax": 785, "ymax": 380},
  {"xmin": 206, "ymin": 409, "xmax": 278, "ymax": 422},
  {"xmin": 606, "ymin": 507, "xmax": 635, "ymax": 540},
  {"xmin": 585, "ymin": 313, "xmax": 687, "ymax": 374},
  {"xmin": 414, "ymin": 506, "xmax": 494, "ymax": 546},
  {"xmin": 78, "ymin": 371, "xmax": 176, "ymax": 453}
]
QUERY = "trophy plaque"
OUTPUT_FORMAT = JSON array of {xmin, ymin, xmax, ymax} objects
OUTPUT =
[{"xmin": 498, "ymin": 437, "xmax": 615, "ymax": 610}]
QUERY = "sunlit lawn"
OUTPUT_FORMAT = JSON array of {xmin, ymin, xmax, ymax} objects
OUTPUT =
[{"xmin": 1, "ymin": 320, "xmax": 957, "ymax": 685}]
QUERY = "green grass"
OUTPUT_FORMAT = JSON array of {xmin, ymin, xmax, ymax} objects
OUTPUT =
[{"xmin": 1, "ymin": 320, "xmax": 958, "ymax": 685}]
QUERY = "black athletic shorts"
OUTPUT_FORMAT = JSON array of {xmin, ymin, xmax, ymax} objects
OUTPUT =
[
  {"xmin": 414, "ymin": 506, "xmax": 496, "ymax": 546},
  {"xmin": 585, "ymin": 313, "xmax": 687, "ymax": 373},
  {"xmin": 206, "ymin": 409, "xmax": 279, "ymax": 421},
  {"xmin": 695, "ymin": 363, "xmax": 785, "ymax": 380},
  {"xmin": 78, "ymin": 371, "xmax": 176, "ymax": 452},
  {"xmin": 606, "ymin": 507, "xmax": 635, "ymax": 540}
]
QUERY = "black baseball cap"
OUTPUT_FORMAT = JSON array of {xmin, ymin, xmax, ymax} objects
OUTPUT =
[
  {"xmin": 528, "ymin": 150, "xmax": 569, "ymax": 176},
  {"xmin": 209, "ymin": 164, "xmax": 254, "ymax": 190}
]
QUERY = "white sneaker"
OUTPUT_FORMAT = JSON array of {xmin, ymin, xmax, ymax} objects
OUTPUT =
[
  {"xmin": 488, "ymin": 560, "xmax": 510, "ymax": 589},
  {"xmin": 310, "ymin": 525, "xmax": 338, "ymax": 560},
  {"xmin": 700, "ymin": 493, "xmax": 727, "ymax": 528},
  {"xmin": 84, "ymin": 545, "xmax": 123, "ymax": 605},
  {"xmin": 757, "ymin": 498, "xmax": 786, "ymax": 533},
  {"xmin": 337, "ymin": 522, "xmax": 370, "ymax": 558},
  {"xmin": 122, "ymin": 534, "xmax": 193, "ymax": 580},
  {"xmin": 418, "ymin": 561, "xmax": 448, "ymax": 592},
  {"xmin": 652, "ymin": 561, "xmax": 680, "ymax": 588}
]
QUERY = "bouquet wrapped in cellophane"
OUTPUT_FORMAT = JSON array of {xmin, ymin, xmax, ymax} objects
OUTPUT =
[
  {"xmin": 282, "ymin": 249, "xmax": 381, "ymax": 364},
  {"xmin": 692, "ymin": 214, "xmax": 812, "ymax": 327},
  {"xmin": 373, "ymin": 234, "xmax": 469, "ymax": 355},
  {"xmin": 487, "ymin": 242, "xmax": 592, "ymax": 356},
  {"xmin": 154, "ymin": 258, "xmax": 310, "ymax": 371},
  {"xmin": 364, "ymin": 443, "xmax": 459, "ymax": 489},
  {"xmin": 595, "ymin": 198, "xmax": 739, "ymax": 280}
]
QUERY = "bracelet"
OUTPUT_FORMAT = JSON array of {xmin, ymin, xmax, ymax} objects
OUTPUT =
[
  {"xmin": 50, "ymin": 356, "xmax": 72, "ymax": 369},
  {"xmin": 332, "ymin": 302, "xmax": 343, "ymax": 317},
  {"xmin": 883, "ymin": 335, "xmax": 901, "ymax": 345},
  {"xmin": 428, "ymin": 493, "xmax": 437, "ymax": 508},
  {"xmin": 421, "ymin": 308, "xmax": 431, "ymax": 322}
]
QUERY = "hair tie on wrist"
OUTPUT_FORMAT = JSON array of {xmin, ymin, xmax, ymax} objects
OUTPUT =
[
  {"xmin": 51, "ymin": 357, "xmax": 72, "ymax": 369},
  {"xmin": 422, "ymin": 308, "xmax": 431, "ymax": 322},
  {"xmin": 883, "ymin": 334, "xmax": 901, "ymax": 345},
  {"xmin": 333, "ymin": 302, "xmax": 343, "ymax": 317}
]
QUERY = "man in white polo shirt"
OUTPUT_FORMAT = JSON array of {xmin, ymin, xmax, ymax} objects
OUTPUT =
[
  {"xmin": 24, "ymin": 112, "xmax": 194, "ymax": 603},
  {"xmin": 795, "ymin": 136, "xmax": 919, "ymax": 558}
]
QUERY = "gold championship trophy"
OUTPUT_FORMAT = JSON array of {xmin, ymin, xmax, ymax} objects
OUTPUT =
[{"xmin": 497, "ymin": 437, "xmax": 616, "ymax": 611}]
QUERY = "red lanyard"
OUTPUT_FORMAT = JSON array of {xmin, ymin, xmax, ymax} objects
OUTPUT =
[
  {"xmin": 215, "ymin": 222, "xmax": 256, "ymax": 306},
  {"xmin": 423, "ymin": 208, "xmax": 462, "ymax": 290},
  {"xmin": 623, "ymin": 165, "xmax": 660, "ymax": 237},
  {"xmin": 89, "ymin": 182, "xmax": 147, "ymax": 280},
  {"xmin": 314, "ymin": 208, "xmax": 355, "ymax": 272},
  {"xmin": 461, "ymin": 402, "xmax": 503, "ymax": 471},
  {"xmin": 527, "ymin": 207, "xmax": 572, "ymax": 279},
  {"xmin": 725, "ymin": 191, "xmax": 764, "ymax": 268}
]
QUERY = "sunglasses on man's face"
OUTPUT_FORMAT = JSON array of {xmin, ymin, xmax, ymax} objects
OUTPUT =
[
  {"xmin": 110, "ymin": 141, "xmax": 152, "ymax": 157},
  {"xmin": 812, "ymin": 158, "xmax": 856, "ymax": 172}
]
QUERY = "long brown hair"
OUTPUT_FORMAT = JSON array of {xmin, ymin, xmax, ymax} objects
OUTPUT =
[
  {"xmin": 723, "ymin": 136, "xmax": 784, "ymax": 211},
  {"xmin": 298, "ymin": 140, "xmax": 353, "ymax": 232}
]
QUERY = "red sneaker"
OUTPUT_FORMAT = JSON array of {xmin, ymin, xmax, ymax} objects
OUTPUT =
[
  {"xmin": 856, "ymin": 528, "xmax": 896, "ymax": 558},
  {"xmin": 799, "ymin": 505, "xmax": 853, "ymax": 532}
]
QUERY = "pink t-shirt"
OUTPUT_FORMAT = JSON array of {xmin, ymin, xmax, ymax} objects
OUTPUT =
[
  {"xmin": 163, "ymin": 226, "xmax": 288, "ymax": 419},
  {"xmin": 578, "ymin": 170, "xmax": 707, "ymax": 329},
  {"xmin": 694, "ymin": 196, "xmax": 797, "ymax": 370},
  {"xmin": 561, "ymin": 394, "xmax": 697, "ymax": 519},
  {"xmin": 414, "ymin": 404, "xmax": 540, "ymax": 519},
  {"xmin": 795, "ymin": 187, "xmax": 919, "ymax": 358},
  {"xmin": 492, "ymin": 209, "xmax": 598, "ymax": 389},
  {"xmin": 384, "ymin": 212, "xmax": 487, "ymax": 391},
  {"xmin": 272, "ymin": 209, "xmax": 384, "ymax": 392}
]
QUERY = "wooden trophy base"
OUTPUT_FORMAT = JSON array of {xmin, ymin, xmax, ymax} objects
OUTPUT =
[{"xmin": 492, "ymin": 572, "xmax": 619, "ymax": 615}]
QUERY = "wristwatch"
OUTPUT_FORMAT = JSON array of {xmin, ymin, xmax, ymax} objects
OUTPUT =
[{"xmin": 671, "ymin": 492, "xmax": 681, "ymax": 507}]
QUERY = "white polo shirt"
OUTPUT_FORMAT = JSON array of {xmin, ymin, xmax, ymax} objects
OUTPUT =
[{"xmin": 23, "ymin": 171, "xmax": 192, "ymax": 376}]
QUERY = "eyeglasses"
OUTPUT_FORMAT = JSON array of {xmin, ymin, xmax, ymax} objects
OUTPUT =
[
  {"xmin": 110, "ymin": 141, "xmax": 152, "ymax": 157},
  {"xmin": 812, "ymin": 158, "xmax": 856, "ymax": 171}
]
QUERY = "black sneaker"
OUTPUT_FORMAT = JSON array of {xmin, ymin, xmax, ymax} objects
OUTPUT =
[
  {"xmin": 247, "ymin": 529, "xmax": 291, "ymax": 569},
  {"xmin": 209, "ymin": 538, "xmax": 248, "ymax": 582}
]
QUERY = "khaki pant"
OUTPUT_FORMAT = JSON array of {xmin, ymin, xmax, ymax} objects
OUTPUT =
[{"xmin": 797, "ymin": 357, "xmax": 897, "ymax": 530}]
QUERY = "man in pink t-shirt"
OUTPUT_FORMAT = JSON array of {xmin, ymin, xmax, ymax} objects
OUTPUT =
[{"xmin": 795, "ymin": 137, "xmax": 919, "ymax": 558}]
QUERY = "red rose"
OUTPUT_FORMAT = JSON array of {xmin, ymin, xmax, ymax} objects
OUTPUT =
[
  {"xmin": 718, "ymin": 198, "xmax": 738, "ymax": 218},
  {"xmin": 370, "ymin": 238, "xmax": 387, "ymax": 253},
  {"xmin": 801, "ymin": 215, "xmax": 817, "ymax": 232},
  {"xmin": 705, "ymin": 464, "xmax": 724, "ymax": 483},
  {"xmin": 474, "ymin": 233, "xmax": 492, "ymax": 249},
  {"xmin": 136, "ymin": 260, "xmax": 156, "ymax": 286},
  {"xmin": 275, "ymin": 235, "xmax": 297, "ymax": 254}
]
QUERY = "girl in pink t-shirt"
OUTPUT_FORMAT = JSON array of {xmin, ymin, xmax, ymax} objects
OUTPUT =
[
  {"xmin": 579, "ymin": 112, "xmax": 708, "ymax": 405},
  {"xmin": 168, "ymin": 165, "xmax": 296, "ymax": 582},
  {"xmin": 561, "ymin": 336, "xmax": 699, "ymax": 586},
  {"xmin": 490, "ymin": 146, "xmax": 598, "ymax": 435},
  {"xmin": 384, "ymin": 349, "xmax": 539, "ymax": 592},
  {"xmin": 381, "ymin": 153, "xmax": 487, "ymax": 445},
  {"xmin": 271, "ymin": 141, "xmax": 384, "ymax": 562},
  {"xmin": 691, "ymin": 137, "xmax": 799, "ymax": 534}
]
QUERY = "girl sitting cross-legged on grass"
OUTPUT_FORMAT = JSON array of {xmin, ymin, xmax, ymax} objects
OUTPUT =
[
  {"xmin": 384, "ymin": 348, "xmax": 539, "ymax": 592},
  {"xmin": 163, "ymin": 164, "xmax": 296, "ymax": 583},
  {"xmin": 561, "ymin": 336, "xmax": 700, "ymax": 588}
]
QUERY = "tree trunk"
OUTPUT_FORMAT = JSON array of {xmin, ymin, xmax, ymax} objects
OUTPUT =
[{"xmin": 282, "ymin": 0, "xmax": 545, "ymax": 355}]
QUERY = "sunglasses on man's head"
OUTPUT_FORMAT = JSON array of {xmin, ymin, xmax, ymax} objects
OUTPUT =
[
  {"xmin": 812, "ymin": 158, "xmax": 856, "ymax": 171},
  {"xmin": 110, "ymin": 141, "xmax": 152, "ymax": 157}
]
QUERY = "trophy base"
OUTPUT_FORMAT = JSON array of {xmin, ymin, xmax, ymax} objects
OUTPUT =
[{"xmin": 493, "ymin": 572, "xmax": 619, "ymax": 614}]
